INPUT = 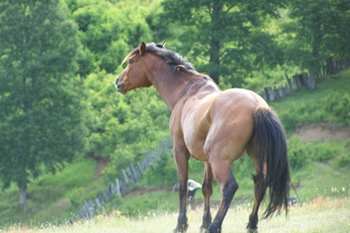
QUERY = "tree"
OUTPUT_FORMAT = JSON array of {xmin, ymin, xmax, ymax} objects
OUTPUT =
[
  {"xmin": 69, "ymin": 0, "xmax": 152, "ymax": 75},
  {"xmin": 84, "ymin": 71, "xmax": 170, "ymax": 182},
  {"xmin": 67, "ymin": 0, "xmax": 170, "ymax": 181},
  {"xmin": 161, "ymin": 0, "xmax": 285, "ymax": 85},
  {"xmin": 285, "ymin": 0, "xmax": 350, "ymax": 74},
  {"xmin": 0, "ymin": 0, "xmax": 87, "ymax": 204}
]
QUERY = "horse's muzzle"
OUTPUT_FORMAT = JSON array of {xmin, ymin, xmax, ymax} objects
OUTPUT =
[{"xmin": 114, "ymin": 77, "xmax": 124, "ymax": 93}]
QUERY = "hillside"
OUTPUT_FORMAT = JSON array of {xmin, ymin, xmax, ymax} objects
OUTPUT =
[{"xmin": 0, "ymin": 68, "xmax": 349, "ymax": 228}]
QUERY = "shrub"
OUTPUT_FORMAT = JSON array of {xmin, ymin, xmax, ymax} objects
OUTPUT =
[
  {"xmin": 287, "ymin": 136, "xmax": 311, "ymax": 171},
  {"xmin": 310, "ymin": 143, "xmax": 336, "ymax": 162},
  {"xmin": 335, "ymin": 154, "xmax": 350, "ymax": 168},
  {"xmin": 324, "ymin": 91, "xmax": 350, "ymax": 126}
]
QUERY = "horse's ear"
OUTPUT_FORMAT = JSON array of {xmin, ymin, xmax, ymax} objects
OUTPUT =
[
  {"xmin": 156, "ymin": 41, "xmax": 166, "ymax": 49},
  {"xmin": 139, "ymin": 42, "xmax": 147, "ymax": 55}
]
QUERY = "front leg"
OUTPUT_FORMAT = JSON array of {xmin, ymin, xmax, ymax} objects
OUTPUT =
[
  {"xmin": 173, "ymin": 139, "xmax": 190, "ymax": 233},
  {"xmin": 201, "ymin": 162, "xmax": 213, "ymax": 232}
]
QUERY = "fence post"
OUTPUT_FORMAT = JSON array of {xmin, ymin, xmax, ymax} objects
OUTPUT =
[
  {"xmin": 122, "ymin": 169, "xmax": 129, "ymax": 186},
  {"xmin": 285, "ymin": 73, "xmax": 293, "ymax": 91},
  {"xmin": 131, "ymin": 163, "xmax": 139, "ymax": 181},
  {"xmin": 137, "ymin": 161, "xmax": 144, "ymax": 173},
  {"xmin": 115, "ymin": 178, "xmax": 121, "ymax": 195},
  {"xmin": 259, "ymin": 91, "xmax": 267, "ymax": 101}
]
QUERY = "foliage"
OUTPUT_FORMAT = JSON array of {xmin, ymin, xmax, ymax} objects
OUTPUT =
[
  {"xmin": 161, "ymin": 0, "xmax": 286, "ymax": 85},
  {"xmin": 0, "ymin": 0, "xmax": 87, "ymax": 204},
  {"xmin": 324, "ymin": 91, "xmax": 350, "ymax": 126},
  {"xmin": 287, "ymin": 136, "xmax": 339, "ymax": 172},
  {"xmin": 284, "ymin": 0, "xmax": 350, "ymax": 73},
  {"xmin": 144, "ymin": 150, "xmax": 177, "ymax": 185},
  {"xmin": 335, "ymin": 154, "xmax": 350, "ymax": 169},
  {"xmin": 287, "ymin": 136, "xmax": 311, "ymax": 171},
  {"xmin": 0, "ymin": 159, "xmax": 101, "ymax": 225},
  {"xmin": 271, "ymin": 69, "xmax": 350, "ymax": 132},
  {"xmin": 84, "ymin": 70, "xmax": 170, "ymax": 181},
  {"xmin": 67, "ymin": 0, "xmax": 153, "ymax": 75}
]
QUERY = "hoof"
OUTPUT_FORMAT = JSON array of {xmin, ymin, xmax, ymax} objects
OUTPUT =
[
  {"xmin": 200, "ymin": 222, "xmax": 211, "ymax": 233},
  {"xmin": 247, "ymin": 228, "xmax": 258, "ymax": 233},
  {"xmin": 207, "ymin": 222, "xmax": 221, "ymax": 233},
  {"xmin": 174, "ymin": 223, "xmax": 188, "ymax": 233}
]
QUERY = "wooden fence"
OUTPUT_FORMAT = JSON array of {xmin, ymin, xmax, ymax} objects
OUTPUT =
[
  {"xmin": 259, "ymin": 57, "xmax": 350, "ymax": 102},
  {"xmin": 68, "ymin": 136, "xmax": 172, "ymax": 223}
]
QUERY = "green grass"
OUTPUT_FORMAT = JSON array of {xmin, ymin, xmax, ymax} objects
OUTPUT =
[
  {"xmin": 270, "ymin": 68, "xmax": 350, "ymax": 132},
  {"xmin": 3, "ymin": 198, "xmax": 350, "ymax": 233},
  {"xmin": 0, "ymin": 158, "xmax": 105, "ymax": 226}
]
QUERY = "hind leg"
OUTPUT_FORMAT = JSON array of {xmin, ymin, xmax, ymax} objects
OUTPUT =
[
  {"xmin": 246, "ymin": 172, "xmax": 266, "ymax": 232},
  {"xmin": 207, "ymin": 159, "xmax": 238, "ymax": 233},
  {"xmin": 200, "ymin": 162, "xmax": 213, "ymax": 232},
  {"xmin": 247, "ymin": 153, "xmax": 266, "ymax": 232}
]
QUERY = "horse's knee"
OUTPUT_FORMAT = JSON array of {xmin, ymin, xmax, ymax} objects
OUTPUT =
[{"xmin": 202, "ymin": 181, "xmax": 213, "ymax": 196}]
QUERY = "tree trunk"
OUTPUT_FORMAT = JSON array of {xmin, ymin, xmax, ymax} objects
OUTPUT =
[
  {"xmin": 209, "ymin": 38, "xmax": 221, "ymax": 84},
  {"xmin": 209, "ymin": 0, "xmax": 223, "ymax": 84},
  {"xmin": 19, "ymin": 183, "xmax": 27, "ymax": 204}
]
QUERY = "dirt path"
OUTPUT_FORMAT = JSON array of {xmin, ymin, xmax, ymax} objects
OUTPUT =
[{"xmin": 294, "ymin": 122, "xmax": 350, "ymax": 141}]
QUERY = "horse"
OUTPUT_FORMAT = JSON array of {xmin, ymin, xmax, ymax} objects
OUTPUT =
[{"xmin": 115, "ymin": 42, "xmax": 290, "ymax": 233}]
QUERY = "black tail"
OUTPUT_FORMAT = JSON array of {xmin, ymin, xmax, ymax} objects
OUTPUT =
[{"xmin": 252, "ymin": 108, "xmax": 290, "ymax": 219}]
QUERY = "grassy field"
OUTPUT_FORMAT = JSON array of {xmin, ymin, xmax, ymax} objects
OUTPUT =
[{"xmin": 3, "ymin": 197, "xmax": 349, "ymax": 233}]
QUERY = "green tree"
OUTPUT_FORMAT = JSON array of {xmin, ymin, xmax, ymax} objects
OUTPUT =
[
  {"xmin": 69, "ymin": 0, "xmax": 152, "ymax": 75},
  {"xmin": 84, "ymin": 71, "xmax": 170, "ymax": 181},
  {"xmin": 0, "ymin": 0, "xmax": 87, "ymax": 204},
  {"xmin": 161, "ymin": 0, "xmax": 285, "ymax": 85},
  {"xmin": 285, "ymin": 0, "xmax": 350, "ymax": 74},
  {"xmin": 67, "ymin": 0, "xmax": 171, "ymax": 181}
]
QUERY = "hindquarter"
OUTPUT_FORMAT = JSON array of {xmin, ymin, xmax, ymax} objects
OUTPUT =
[{"xmin": 203, "ymin": 89, "xmax": 264, "ymax": 162}]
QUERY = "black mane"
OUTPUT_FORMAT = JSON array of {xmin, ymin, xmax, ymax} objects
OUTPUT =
[{"xmin": 146, "ymin": 42, "xmax": 197, "ymax": 74}]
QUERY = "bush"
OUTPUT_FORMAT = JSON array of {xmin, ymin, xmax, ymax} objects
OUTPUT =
[
  {"xmin": 144, "ymin": 150, "xmax": 177, "ymax": 185},
  {"xmin": 66, "ymin": 187, "xmax": 85, "ymax": 207},
  {"xmin": 310, "ymin": 143, "xmax": 336, "ymax": 162},
  {"xmin": 287, "ymin": 136, "xmax": 311, "ymax": 171},
  {"xmin": 324, "ymin": 91, "xmax": 350, "ymax": 126}
]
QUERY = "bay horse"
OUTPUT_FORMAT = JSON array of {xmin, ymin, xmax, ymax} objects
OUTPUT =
[{"xmin": 115, "ymin": 42, "xmax": 290, "ymax": 233}]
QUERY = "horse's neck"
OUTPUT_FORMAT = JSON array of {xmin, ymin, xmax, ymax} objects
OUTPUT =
[
  {"xmin": 152, "ymin": 71, "xmax": 219, "ymax": 110},
  {"xmin": 151, "ymin": 71, "xmax": 188, "ymax": 110},
  {"xmin": 146, "ymin": 57, "xmax": 219, "ymax": 110}
]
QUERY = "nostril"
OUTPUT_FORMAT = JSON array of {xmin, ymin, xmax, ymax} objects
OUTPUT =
[{"xmin": 117, "ymin": 83, "xmax": 122, "ymax": 89}]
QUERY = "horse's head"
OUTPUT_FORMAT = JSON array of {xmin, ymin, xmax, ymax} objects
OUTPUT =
[{"xmin": 115, "ymin": 42, "xmax": 165, "ymax": 94}]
